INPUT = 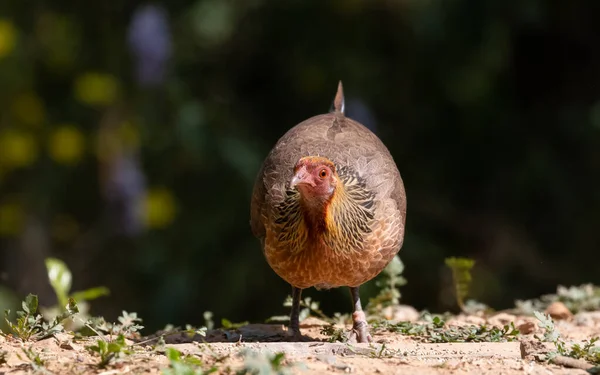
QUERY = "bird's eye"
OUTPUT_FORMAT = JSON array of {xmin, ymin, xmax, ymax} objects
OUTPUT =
[{"xmin": 319, "ymin": 169, "xmax": 328, "ymax": 178}]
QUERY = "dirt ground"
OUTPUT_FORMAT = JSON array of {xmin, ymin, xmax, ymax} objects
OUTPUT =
[{"xmin": 1, "ymin": 308, "xmax": 599, "ymax": 375}]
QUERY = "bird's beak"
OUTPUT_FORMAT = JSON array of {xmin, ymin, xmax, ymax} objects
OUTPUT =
[{"xmin": 290, "ymin": 167, "xmax": 314, "ymax": 189}]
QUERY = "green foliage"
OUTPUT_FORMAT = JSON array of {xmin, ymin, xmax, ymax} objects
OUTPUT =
[
  {"xmin": 373, "ymin": 314, "xmax": 519, "ymax": 343},
  {"xmin": 221, "ymin": 318, "xmax": 249, "ymax": 330},
  {"xmin": 237, "ymin": 350, "xmax": 294, "ymax": 375},
  {"xmin": 2, "ymin": 294, "xmax": 78, "ymax": 341},
  {"xmin": 320, "ymin": 324, "xmax": 347, "ymax": 343},
  {"xmin": 267, "ymin": 295, "xmax": 332, "ymax": 324},
  {"xmin": 45, "ymin": 257, "xmax": 109, "ymax": 308},
  {"xmin": 86, "ymin": 334, "xmax": 131, "ymax": 368},
  {"xmin": 203, "ymin": 311, "xmax": 214, "ymax": 330},
  {"xmin": 516, "ymin": 284, "xmax": 600, "ymax": 315},
  {"xmin": 84, "ymin": 310, "xmax": 144, "ymax": 338},
  {"xmin": 445, "ymin": 257, "xmax": 475, "ymax": 312},
  {"xmin": 534, "ymin": 311, "xmax": 600, "ymax": 365},
  {"xmin": 366, "ymin": 255, "xmax": 407, "ymax": 314},
  {"xmin": 162, "ymin": 347, "xmax": 217, "ymax": 375}
]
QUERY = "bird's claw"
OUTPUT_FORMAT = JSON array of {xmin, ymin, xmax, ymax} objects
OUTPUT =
[
  {"xmin": 287, "ymin": 328, "xmax": 313, "ymax": 342},
  {"xmin": 347, "ymin": 311, "xmax": 371, "ymax": 344}
]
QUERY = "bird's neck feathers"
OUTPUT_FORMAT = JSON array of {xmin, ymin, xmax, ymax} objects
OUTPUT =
[{"xmin": 298, "ymin": 168, "xmax": 375, "ymax": 252}]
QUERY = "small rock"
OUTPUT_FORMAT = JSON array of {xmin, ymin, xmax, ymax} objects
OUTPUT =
[
  {"xmin": 517, "ymin": 321, "xmax": 536, "ymax": 334},
  {"xmin": 380, "ymin": 305, "xmax": 420, "ymax": 322},
  {"xmin": 545, "ymin": 301, "xmax": 572, "ymax": 320},
  {"xmin": 520, "ymin": 339, "xmax": 549, "ymax": 361}
]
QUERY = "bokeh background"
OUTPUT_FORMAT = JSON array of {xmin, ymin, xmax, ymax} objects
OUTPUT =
[{"xmin": 1, "ymin": 0, "xmax": 599, "ymax": 332}]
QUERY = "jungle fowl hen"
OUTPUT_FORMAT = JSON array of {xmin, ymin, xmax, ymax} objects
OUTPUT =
[{"xmin": 250, "ymin": 82, "xmax": 406, "ymax": 343}]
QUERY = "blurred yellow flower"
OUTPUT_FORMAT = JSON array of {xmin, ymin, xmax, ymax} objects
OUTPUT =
[
  {"xmin": 74, "ymin": 72, "xmax": 119, "ymax": 106},
  {"xmin": 0, "ymin": 131, "xmax": 38, "ymax": 168},
  {"xmin": 0, "ymin": 202, "xmax": 24, "ymax": 237},
  {"xmin": 11, "ymin": 92, "xmax": 46, "ymax": 126},
  {"xmin": 0, "ymin": 19, "xmax": 17, "ymax": 59},
  {"xmin": 143, "ymin": 188, "xmax": 176, "ymax": 229},
  {"xmin": 49, "ymin": 125, "xmax": 85, "ymax": 165}
]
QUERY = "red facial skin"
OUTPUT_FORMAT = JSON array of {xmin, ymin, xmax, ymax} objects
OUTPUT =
[{"xmin": 290, "ymin": 159, "xmax": 337, "ymax": 203}]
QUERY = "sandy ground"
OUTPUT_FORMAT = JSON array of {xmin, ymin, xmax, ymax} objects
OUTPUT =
[{"xmin": 1, "ymin": 309, "xmax": 599, "ymax": 374}]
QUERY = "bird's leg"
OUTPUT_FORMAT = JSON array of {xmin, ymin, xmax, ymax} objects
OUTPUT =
[
  {"xmin": 289, "ymin": 286, "xmax": 305, "ymax": 340},
  {"xmin": 348, "ymin": 286, "xmax": 371, "ymax": 343}
]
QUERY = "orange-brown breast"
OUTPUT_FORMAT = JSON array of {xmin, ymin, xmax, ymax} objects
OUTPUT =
[
  {"xmin": 251, "ymin": 109, "xmax": 406, "ymax": 290},
  {"xmin": 263, "ymin": 226, "xmax": 385, "ymax": 289}
]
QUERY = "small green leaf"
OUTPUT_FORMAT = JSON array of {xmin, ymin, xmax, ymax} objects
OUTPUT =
[
  {"xmin": 70, "ymin": 287, "xmax": 110, "ymax": 303},
  {"xmin": 65, "ymin": 298, "xmax": 79, "ymax": 315},
  {"xmin": 107, "ymin": 342, "xmax": 123, "ymax": 353},
  {"xmin": 166, "ymin": 347, "xmax": 182, "ymax": 361},
  {"xmin": 23, "ymin": 294, "xmax": 38, "ymax": 315},
  {"xmin": 45, "ymin": 258, "xmax": 72, "ymax": 307},
  {"xmin": 221, "ymin": 318, "xmax": 248, "ymax": 330}
]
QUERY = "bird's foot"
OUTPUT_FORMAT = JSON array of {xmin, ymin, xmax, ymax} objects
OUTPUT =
[
  {"xmin": 287, "ymin": 328, "xmax": 312, "ymax": 342},
  {"xmin": 347, "ymin": 311, "xmax": 371, "ymax": 344}
]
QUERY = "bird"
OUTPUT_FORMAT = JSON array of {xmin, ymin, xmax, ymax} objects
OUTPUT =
[{"xmin": 250, "ymin": 81, "xmax": 406, "ymax": 343}]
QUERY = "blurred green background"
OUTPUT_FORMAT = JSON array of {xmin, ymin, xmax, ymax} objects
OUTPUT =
[{"xmin": 1, "ymin": 0, "xmax": 599, "ymax": 332}]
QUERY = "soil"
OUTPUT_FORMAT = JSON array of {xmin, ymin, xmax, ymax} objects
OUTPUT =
[{"xmin": 1, "ymin": 307, "xmax": 599, "ymax": 375}]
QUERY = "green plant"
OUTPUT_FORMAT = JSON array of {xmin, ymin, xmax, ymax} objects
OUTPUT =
[
  {"xmin": 267, "ymin": 295, "xmax": 332, "ymax": 324},
  {"xmin": 45, "ymin": 257, "xmax": 110, "ymax": 309},
  {"xmin": 320, "ymin": 323, "xmax": 347, "ymax": 343},
  {"xmin": 83, "ymin": 310, "xmax": 144, "ymax": 339},
  {"xmin": 162, "ymin": 347, "xmax": 217, "ymax": 375},
  {"xmin": 221, "ymin": 318, "xmax": 249, "ymax": 330},
  {"xmin": 516, "ymin": 284, "xmax": 600, "ymax": 315},
  {"xmin": 237, "ymin": 350, "xmax": 294, "ymax": 375},
  {"xmin": 203, "ymin": 311, "xmax": 214, "ymax": 330},
  {"xmin": 445, "ymin": 257, "xmax": 475, "ymax": 312},
  {"xmin": 2, "ymin": 294, "xmax": 78, "ymax": 341},
  {"xmin": 366, "ymin": 255, "xmax": 407, "ymax": 314},
  {"xmin": 534, "ymin": 311, "xmax": 600, "ymax": 365},
  {"xmin": 42, "ymin": 258, "xmax": 110, "ymax": 332},
  {"xmin": 373, "ymin": 314, "xmax": 519, "ymax": 343},
  {"xmin": 86, "ymin": 334, "xmax": 131, "ymax": 368}
]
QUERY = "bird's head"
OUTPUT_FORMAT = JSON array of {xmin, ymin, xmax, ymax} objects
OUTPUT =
[{"xmin": 290, "ymin": 157, "xmax": 338, "ymax": 203}]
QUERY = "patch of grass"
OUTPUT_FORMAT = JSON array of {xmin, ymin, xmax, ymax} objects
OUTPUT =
[
  {"xmin": 221, "ymin": 318, "xmax": 249, "ymax": 330},
  {"xmin": 366, "ymin": 255, "xmax": 407, "ymax": 315},
  {"xmin": 534, "ymin": 311, "xmax": 600, "ymax": 365},
  {"xmin": 237, "ymin": 350, "xmax": 296, "ymax": 375},
  {"xmin": 86, "ymin": 334, "xmax": 132, "ymax": 368},
  {"xmin": 2, "ymin": 294, "xmax": 78, "ymax": 341},
  {"xmin": 373, "ymin": 314, "xmax": 519, "ymax": 343},
  {"xmin": 83, "ymin": 310, "xmax": 144, "ymax": 339},
  {"xmin": 162, "ymin": 347, "xmax": 217, "ymax": 375},
  {"xmin": 83, "ymin": 311, "xmax": 146, "ymax": 368},
  {"xmin": 267, "ymin": 295, "xmax": 333, "ymax": 324},
  {"xmin": 516, "ymin": 284, "xmax": 600, "ymax": 315},
  {"xmin": 42, "ymin": 258, "xmax": 110, "ymax": 332},
  {"xmin": 320, "ymin": 323, "xmax": 347, "ymax": 343},
  {"xmin": 444, "ymin": 257, "xmax": 475, "ymax": 313}
]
